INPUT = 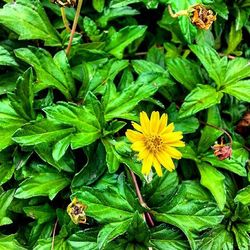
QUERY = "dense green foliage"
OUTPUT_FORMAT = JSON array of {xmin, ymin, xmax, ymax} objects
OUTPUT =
[{"xmin": 0, "ymin": 0, "xmax": 249, "ymax": 249}]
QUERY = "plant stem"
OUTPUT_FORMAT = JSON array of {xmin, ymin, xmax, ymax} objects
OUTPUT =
[
  {"xmin": 129, "ymin": 169, "xmax": 155, "ymax": 227},
  {"xmin": 199, "ymin": 120, "xmax": 233, "ymax": 146},
  {"xmin": 65, "ymin": 0, "xmax": 83, "ymax": 56},
  {"xmin": 51, "ymin": 219, "xmax": 58, "ymax": 250},
  {"xmin": 60, "ymin": 7, "xmax": 71, "ymax": 32}
]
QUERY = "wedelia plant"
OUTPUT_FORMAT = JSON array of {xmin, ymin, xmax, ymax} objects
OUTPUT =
[{"xmin": 0, "ymin": 0, "xmax": 249, "ymax": 250}]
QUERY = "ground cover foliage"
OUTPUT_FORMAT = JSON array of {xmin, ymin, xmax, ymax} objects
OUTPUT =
[{"xmin": 0, "ymin": 0, "xmax": 249, "ymax": 249}]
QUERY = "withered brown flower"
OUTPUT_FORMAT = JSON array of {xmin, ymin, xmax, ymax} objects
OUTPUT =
[
  {"xmin": 51, "ymin": 0, "xmax": 77, "ymax": 7},
  {"xmin": 190, "ymin": 4, "xmax": 216, "ymax": 30},
  {"xmin": 212, "ymin": 139, "xmax": 232, "ymax": 160},
  {"xmin": 67, "ymin": 197, "xmax": 87, "ymax": 224}
]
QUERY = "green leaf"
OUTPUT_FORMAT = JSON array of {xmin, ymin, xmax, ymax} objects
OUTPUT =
[
  {"xmin": 101, "ymin": 138, "xmax": 120, "ymax": 173},
  {"xmin": 224, "ymin": 24, "xmax": 242, "ymax": 55},
  {"xmin": 73, "ymin": 186, "xmax": 136, "ymax": 223},
  {"xmin": 0, "ymin": 99, "xmax": 25, "ymax": 151},
  {"xmin": 98, "ymin": 219, "xmax": 132, "ymax": 249},
  {"xmin": 0, "ymin": 234, "xmax": 26, "ymax": 250},
  {"xmin": 8, "ymin": 68, "xmax": 35, "ymax": 121},
  {"xmin": 13, "ymin": 119, "xmax": 75, "ymax": 146},
  {"xmin": 0, "ymin": 46, "xmax": 17, "ymax": 66},
  {"xmin": 0, "ymin": 0, "xmax": 61, "ymax": 46},
  {"xmin": 178, "ymin": 16, "xmax": 197, "ymax": 44},
  {"xmin": 202, "ymin": 153, "xmax": 247, "ymax": 177},
  {"xmin": 197, "ymin": 162, "xmax": 226, "ymax": 210},
  {"xmin": 0, "ymin": 189, "xmax": 15, "ymax": 226},
  {"xmin": 221, "ymin": 80, "xmax": 250, "ymax": 102},
  {"xmin": 167, "ymin": 103, "xmax": 199, "ymax": 134},
  {"xmin": 23, "ymin": 204, "xmax": 56, "ymax": 224},
  {"xmin": 44, "ymin": 102, "xmax": 101, "ymax": 149},
  {"xmin": 71, "ymin": 143, "xmax": 106, "ymax": 188},
  {"xmin": 93, "ymin": 0, "xmax": 105, "ymax": 13},
  {"xmin": 235, "ymin": 186, "xmax": 250, "ymax": 206},
  {"xmin": 132, "ymin": 60, "xmax": 165, "ymax": 74},
  {"xmin": 224, "ymin": 57, "xmax": 250, "ymax": 85},
  {"xmin": 198, "ymin": 105, "xmax": 223, "ymax": 153},
  {"xmin": 154, "ymin": 183, "xmax": 223, "ymax": 249},
  {"xmin": 103, "ymin": 79, "xmax": 158, "ymax": 121},
  {"xmin": 15, "ymin": 47, "xmax": 75, "ymax": 99},
  {"xmin": 15, "ymin": 173, "xmax": 70, "ymax": 200},
  {"xmin": 196, "ymin": 225, "xmax": 234, "ymax": 250},
  {"xmin": 143, "ymin": 171, "xmax": 178, "ymax": 208},
  {"xmin": 52, "ymin": 135, "xmax": 72, "ymax": 162},
  {"xmin": 232, "ymin": 223, "xmax": 250, "ymax": 250},
  {"xmin": 189, "ymin": 45, "xmax": 227, "ymax": 87},
  {"xmin": 167, "ymin": 57, "xmax": 203, "ymax": 90},
  {"xmin": 105, "ymin": 25, "xmax": 147, "ymax": 59},
  {"xmin": 67, "ymin": 230, "xmax": 98, "ymax": 250},
  {"xmin": 150, "ymin": 225, "xmax": 189, "ymax": 250},
  {"xmin": 179, "ymin": 85, "xmax": 223, "ymax": 118},
  {"xmin": 35, "ymin": 143, "xmax": 74, "ymax": 173},
  {"xmin": 0, "ymin": 162, "xmax": 15, "ymax": 185},
  {"xmin": 127, "ymin": 211, "xmax": 150, "ymax": 243}
]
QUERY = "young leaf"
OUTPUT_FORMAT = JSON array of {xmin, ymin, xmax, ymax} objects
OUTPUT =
[
  {"xmin": 179, "ymin": 85, "xmax": 223, "ymax": 118},
  {"xmin": 150, "ymin": 225, "xmax": 189, "ymax": 250},
  {"xmin": 15, "ymin": 47, "xmax": 75, "ymax": 99},
  {"xmin": 105, "ymin": 25, "xmax": 147, "ymax": 59},
  {"xmin": 93, "ymin": 0, "xmax": 105, "ymax": 13},
  {"xmin": 167, "ymin": 57, "xmax": 203, "ymax": 90},
  {"xmin": 15, "ymin": 173, "xmax": 70, "ymax": 200},
  {"xmin": 197, "ymin": 162, "xmax": 226, "ymax": 211},
  {"xmin": 221, "ymin": 80, "xmax": 250, "ymax": 102},
  {"xmin": 8, "ymin": 68, "xmax": 35, "ymax": 121},
  {"xmin": 0, "ymin": 46, "xmax": 18, "ymax": 66},
  {"xmin": 0, "ymin": 189, "xmax": 15, "ymax": 226},
  {"xmin": 0, "ymin": 0, "xmax": 61, "ymax": 46},
  {"xmin": 224, "ymin": 24, "xmax": 242, "ymax": 55}
]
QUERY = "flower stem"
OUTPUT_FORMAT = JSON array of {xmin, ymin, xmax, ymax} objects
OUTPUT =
[
  {"xmin": 65, "ymin": 0, "xmax": 83, "ymax": 56},
  {"xmin": 129, "ymin": 169, "xmax": 155, "ymax": 227},
  {"xmin": 168, "ymin": 4, "xmax": 189, "ymax": 18},
  {"xmin": 199, "ymin": 120, "xmax": 233, "ymax": 146},
  {"xmin": 60, "ymin": 7, "xmax": 71, "ymax": 32},
  {"xmin": 51, "ymin": 219, "xmax": 58, "ymax": 250}
]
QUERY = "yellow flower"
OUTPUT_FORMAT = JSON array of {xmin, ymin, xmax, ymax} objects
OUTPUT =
[{"xmin": 126, "ymin": 111, "xmax": 185, "ymax": 177}]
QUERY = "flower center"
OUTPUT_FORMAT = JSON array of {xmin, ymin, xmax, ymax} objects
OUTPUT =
[{"xmin": 144, "ymin": 135, "xmax": 164, "ymax": 154}]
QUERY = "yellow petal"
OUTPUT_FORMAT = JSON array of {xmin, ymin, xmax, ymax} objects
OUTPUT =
[
  {"xmin": 141, "ymin": 153, "xmax": 153, "ymax": 175},
  {"xmin": 162, "ymin": 132, "xmax": 183, "ymax": 143},
  {"xmin": 153, "ymin": 158, "xmax": 163, "ymax": 177},
  {"xmin": 138, "ymin": 147, "xmax": 149, "ymax": 160},
  {"xmin": 167, "ymin": 141, "xmax": 185, "ymax": 147},
  {"xmin": 158, "ymin": 113, "xmax": 168, "ymax": 133},
  {"xmin": 131, "ymin": 141, "xmax": 145, "ymax": 151},
  {"xmin": 140, "ymin": 111, "xmax": 150, "ymax": 134},
  {"xmin": 165, "ymin": 145, "xmax": 182, "ymax": 159},
  {"xmin": 161, "ymin": 122, "xmax": 174, "ymax": 135},
  {"xmin": 150, "ymin": 111, "xmax": 160, "ymax": 134},
  {"xmin": 126, "ymin": 129, "xmax": 144, "ymax": 143},
  {"xmin": 132, "ymin": 122, "xmax": 143, "ymax": 132},
  {"xmin": 156, "ymin": 151, "xmax": 175, "ymax": 171}
]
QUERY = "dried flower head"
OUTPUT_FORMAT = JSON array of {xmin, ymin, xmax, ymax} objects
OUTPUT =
[
  {"xmin": 51, "ymin": 0, "xmax": 77, "ymax": 7},
  {"xmin": 212, "ymin": 138, "xmax": 232, "ymax": 160},
  {"xmin": 126, "ymin": 111, "xmax": 185, "ymax": 177},
  {"xmin": 190, "ymin": 4, "xmax": 216, "ymax": 30},
  {"xmin": 67, "ymin": 197, "xmax": 87, "ymax": 224}
]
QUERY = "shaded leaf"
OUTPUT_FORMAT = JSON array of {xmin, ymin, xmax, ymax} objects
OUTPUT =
[{"xmin": 0, "ymin": 189, "xmax": 15, "ymax": 226}]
